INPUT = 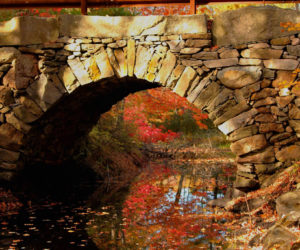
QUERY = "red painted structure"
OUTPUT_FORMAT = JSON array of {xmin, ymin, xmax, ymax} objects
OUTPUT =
[{"xmin": 1, "ymin": 0, "xmax": 299, "ymax": 15}]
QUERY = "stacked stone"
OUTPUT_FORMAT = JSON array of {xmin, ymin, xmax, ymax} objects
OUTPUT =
[
  {"xmin": 59, "ymin": 32, "xmax": 300, "ymax": 191},
  {"xmin": 179, "ymin": 36, "xmax": 300, "ymax": 191},
  {"xmin": 0, "ymin": 11, "xmax": 300, "ymax": 191}
]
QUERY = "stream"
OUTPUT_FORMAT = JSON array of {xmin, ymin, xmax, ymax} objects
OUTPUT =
[{"xmin": 0, "ymin": 150, "xmax": 236, "ymax": 249}]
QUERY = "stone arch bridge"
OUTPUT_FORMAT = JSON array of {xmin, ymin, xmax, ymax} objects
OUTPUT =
[{"xmin": 1, "ymin": 6, "xmax": 300, "ymax": 191}]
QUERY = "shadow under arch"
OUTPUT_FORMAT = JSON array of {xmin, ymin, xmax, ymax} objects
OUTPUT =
[{"xmin": 22, "ymin": 76, "xmax": 160, "ymax": 166}]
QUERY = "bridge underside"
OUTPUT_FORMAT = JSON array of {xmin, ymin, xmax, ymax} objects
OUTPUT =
[{"xmin": 1, "ymin": 6, "xmax": 300, "ymax": 192}]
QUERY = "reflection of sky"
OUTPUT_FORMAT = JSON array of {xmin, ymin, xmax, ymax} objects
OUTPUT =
[
  {"xmin": 151, "ymin": 186, "xmax": 225, "ymax": 216},
  {"xmin": 144, "ymin": 185, "xmax": 227, "ymax": 246}
]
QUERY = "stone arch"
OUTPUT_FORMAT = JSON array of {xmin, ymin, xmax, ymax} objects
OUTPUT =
[{"xmin": 1, "ymin": 8, "xmax": 300, "ymax": 191}]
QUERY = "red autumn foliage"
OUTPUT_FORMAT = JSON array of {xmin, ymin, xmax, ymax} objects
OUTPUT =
[{"xmin": 124, "ymin": 88, "xmax": 208, "ymax": 143}]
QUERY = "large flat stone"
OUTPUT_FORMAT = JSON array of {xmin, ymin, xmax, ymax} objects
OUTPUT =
[
  {"xmin": 212, "ymin": 6, "xmax": 300, "ymax": 46},
  {"xmin": 287, "ymin": 45, "xmax": 300, "ymax": 57},
  {"xmin": 272, "ymin": 70, "xmax": 297, "ymax": 88},
  {"xmin": 230, "ymin": 134, "xmax": 267, "ymax": 156},
  {"xmin": 59, "ymin": 15, "xmax": 207, "ymax": 38},
  {"xmin": 68, "ymin": 57, "xmax": 92, "ymax": 85},
  {"xmin": 0, "ymin": 86, "xmax": 14, "ymax": 106},
  {"xmin": 218, "ymin": 109, "xmax": 258, "ymax": 135},
  {"xmin": 134, "ymin": 46, "xmax": 153, "ymax": 79},
  {"xmin": 241, "ymin": 48, "xmax": 282, "ymax": 59},
  {"xmin": 203, "ymin": 58, "xmax": 238, "ymax": 68},
  {"xmin": 83, "ymin": 57, "xmax": 101, "ymax": 81},
  {"xmin": 94, "ymin": 50, "xmax": 114, "ymax": 79},
  {"xmin": 13, "ymin": 105, "xmax": 40, "ymax": 123},
  {"xmin": 289, "ymin": 105, "xmax": 300, "ymax": 119},
  {"xmin": 206, "ymin": 88, "xmax": 233, "ymax": 113},
  {"xmin": 263, "ymin": 59, "xmax": 299, "ymax": 70},
  {"xmin": 217, "ymin": 66, "xmax": 262, "ymax": 89},
  {"xmin": 173, "ymin": 66, "xmax": 196, "ymax": 97},
  {"xmin": 26, "ymin": 73, "xmax": 63, "ymax": 111},
  {"xmin": 227, "ymin": 125, "xmax": 258, "ymax": 142},
  {"xmin": 0, "ymin": 147, "xmax": 20, "ymax": 163},
  {"xmin": 237, "ymin": 146, "xmax": 275, "ymax": 164},
  {"xmin": 193, "ymin": 81, "xmax": 221, "ymax": 109},
  {"xmin": 276, "ymin": 145, "xmax": 300, "ymax": 162},
  {"xmin": 214, "ymin": 100, "xmax": 250, "ymax": 126},
  {"xmin": 0, "ymin": 123, "xmax": 23, "ymax": 150},
  {"xmin": 58, "ymin": 65, "xmax": 78, "ymax": 92},
  {"xmin": 192, "ymin": 51, "xmax": 218, "ymax": 60},
  {"xmin": 127, "ymin": 39, "xmax": 135, "ymax": 77},
  {"xmin": 289, "ymin": 120, "xmax": 300, "ymax": 136},
  {"xmin": 0, "ymin": 16, "xmax": 58, "ymax": 46},
  {"xmin": 208, "ymin": 99, "xmax": 236, "ymax": 121},
  {"xmin": 155, "ymin": 51, "xmax": 176, "ymax": 85},
  {"xmin": 3, "ymin": 54, "xmax": 38, "ymax": 90}
]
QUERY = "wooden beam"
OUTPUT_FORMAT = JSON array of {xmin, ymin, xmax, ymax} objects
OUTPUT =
[
  {"xmin": 81, "ymin": 0, "xmax": 87, "ymax": 14},
  {"xmin": 1, "ymin": 0, "xmax": 300, "ymax": 9},
  {"xmin": 190, "ymin": 0, "xmax": 196, "ymax": 14}
]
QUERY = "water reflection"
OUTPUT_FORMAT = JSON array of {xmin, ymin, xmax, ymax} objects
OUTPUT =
[
  {"xmin": 0, "ymin": 159, "xmax": 235, "ymax": 249},
  {"xmin": 87, "ymin": 161, "xmax": 236, "ymax": 249}
]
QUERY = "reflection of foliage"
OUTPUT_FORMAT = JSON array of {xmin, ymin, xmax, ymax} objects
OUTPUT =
[{"xmin": 86, "ymin": 160, "xmax": 238, "ymax": 249}]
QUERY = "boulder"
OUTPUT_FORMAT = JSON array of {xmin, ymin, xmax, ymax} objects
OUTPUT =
[
  {"xmin": 276, "ymin": 189, "xmax": 300, "ymax": 221},
  {"xmin": 263, "ymin": 225, "xmax": 298, "ymax": 250},
  {"xmin": 217, "ymin": 66, "xmax": 262, "ymax": 89}
]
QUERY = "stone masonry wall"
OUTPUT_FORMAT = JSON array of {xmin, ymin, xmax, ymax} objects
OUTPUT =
[{"xmin": 0, "ymin": 6, "xmax": 300, "ymax": 192}]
